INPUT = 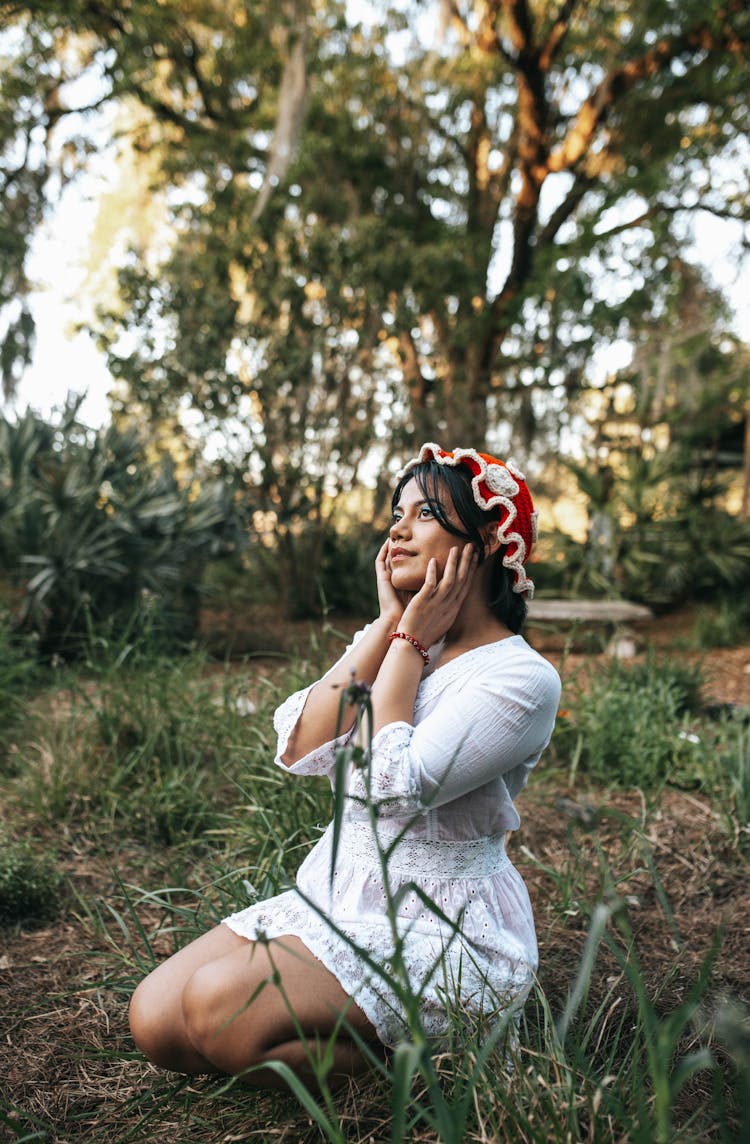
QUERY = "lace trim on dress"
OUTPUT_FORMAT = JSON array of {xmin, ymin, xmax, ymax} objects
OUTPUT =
[
  {"xmin": 273, "ymin": 685, "xmax": 350, "ymax": 776},
  {"xmin": 332, "ymin": 819, "xmax": 510, "ymax": 878},
  {"xmin": 273, "ymin": 686, "xmax": 310, "ymax": 752},
  {"xmin": 346, "ymin": 722, "xmax": 422, "ymax": 815}
]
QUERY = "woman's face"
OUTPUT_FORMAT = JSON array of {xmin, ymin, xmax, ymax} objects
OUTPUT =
[{"xmin": 388, "ymin": 477, "xmax": 471, "ymax": 592}]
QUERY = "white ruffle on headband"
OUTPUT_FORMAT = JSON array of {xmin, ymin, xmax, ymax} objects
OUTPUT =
[{"xmin": 397, "ymin": 443, "xmax": 538, "ymax": 597}]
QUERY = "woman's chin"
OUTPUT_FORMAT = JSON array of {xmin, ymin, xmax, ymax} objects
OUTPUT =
[{"xmin": 390, "ymin": 569, "xmax": 423, "ymax": 594}]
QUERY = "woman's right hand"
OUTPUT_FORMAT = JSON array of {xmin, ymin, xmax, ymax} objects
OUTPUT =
[{"xmin": 375, "ymin": 538, "xmax": 410, "ymax": 627}]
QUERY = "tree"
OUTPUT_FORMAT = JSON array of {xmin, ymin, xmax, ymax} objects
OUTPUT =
[
  {"xmin": 560, "ymin": 265, "xmax": 750, "ymax": 601},
  {"xmin": 2, "ymin": 0, "xmax": 749, "ymax": 480}
]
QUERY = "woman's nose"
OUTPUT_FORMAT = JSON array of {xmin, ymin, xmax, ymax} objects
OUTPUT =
[{"xmin": 390, "ymin": 515, "xmax": 410, "ymax": 540}]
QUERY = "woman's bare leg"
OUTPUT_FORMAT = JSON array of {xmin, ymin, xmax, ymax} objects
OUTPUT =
[
  {"xmin": 129, "ymin": 923, "xmax": 242, "ymax": 1073},
  {"xmin": 129, "ymin": 923, "xmax": 380, "ymax": 1087}
]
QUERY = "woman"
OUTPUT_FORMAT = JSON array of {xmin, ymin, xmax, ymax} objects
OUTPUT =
[{"xmin": 129, "ymin": 443, "xmax": 561, "ymax": 1088}]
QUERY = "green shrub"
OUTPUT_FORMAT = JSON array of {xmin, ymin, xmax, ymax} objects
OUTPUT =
[
  {"xmin": 0, "ymin": 609, "xmax": 40, "ymax": 761},
  {"xmin": 561, "ymin": 447, "xmax": 750, "ymax": 608},
  {"xmin": 0, "ymin": 402, "xmax": 243, "ymax": 656},
  {"xmin": 560, "ymin": 656, "xmax": 709, "ymax": 789},
  {"xmin": 691, "ymin": 598, "xmax": 750, "ymax": 649},
  {"xmin": 722, "ymin": 721, "xmax": 750, "ymax": 849},
  {"xmin": 0, "ymin": 835, "xmax": 65, "ymax": 926},
  {"xmin": 316, "ymin": 527, "xmax": 380, "ymax": 617}
]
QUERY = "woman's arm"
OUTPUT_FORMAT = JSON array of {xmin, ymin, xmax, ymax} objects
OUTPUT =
[
  {"xmin": 369, "ymin": 543, "xmax": 478, "ymax": 735},
  {"xmin": 280, "ymin": 540, "xmax": 405, "ymax": 766},
  {"xmin": 347, "ymin": 655, "xmax": 562, "ymax": 816},
  {"xmin": 281, "ymin": 614, "xmax": 397, "ymax": 765}
]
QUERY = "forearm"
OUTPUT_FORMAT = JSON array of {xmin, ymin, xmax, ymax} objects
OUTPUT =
[
  {"xmin": 280, "ymin": 613, "xmax": 399, "ymax": 766},
  {"xmin": 369, "ymin": 637, "xmax": 424, "ymax": 736}
]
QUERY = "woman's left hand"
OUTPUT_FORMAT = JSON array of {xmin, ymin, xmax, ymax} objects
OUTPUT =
[{"xmin": 398, "ymin": 544, "xmax": 478, "ymax": 649}]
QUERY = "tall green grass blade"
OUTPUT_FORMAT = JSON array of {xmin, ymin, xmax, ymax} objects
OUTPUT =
[
  {"xmin": 556, "ymin": 897, "xmax": 623, "ymax": 1044},
  {"xmin": 0, "ymin": 1105, "xmax": 53, "ymax": 1143}
]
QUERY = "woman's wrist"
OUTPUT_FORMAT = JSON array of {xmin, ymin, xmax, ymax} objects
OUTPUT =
[
  {"xmin": 376, "ymin": 608, "xmax": 403, "ymax": 633},
  {"xmin": 388, "ymin": 630, "xmax": 430, "ymax": 664}
]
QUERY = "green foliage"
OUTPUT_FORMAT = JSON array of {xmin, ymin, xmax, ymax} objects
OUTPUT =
[
  {"xmin": 723, "ymin": 723, "xmax": 750, "ymax": 851},
  {"xmin": 0, "ymin": 834, "xmax": 65, "ymax": 926},
  {"xmin": 616, "ymin": 506, "xmax": 750, "ymax": 608},
  {"xmin": 691, "ymin": 597, "xmax": 750, "ymax": 650},
  {"xmin": 37, "ymin": 650, "xmax": 252, "ymax": 844},
  {"xmin": 560, "ymin": 290, "xmax": 750, "ymax": 607},
  {"xmin": 15, "ymin": 628, "xmax": 333, "ymax": 854},
  {"xmin": 91, "ymin": 655, "xmax": 245, "ymax": 845},
  {"xmin": 553, "ymin": 655, "xmax": 708, "ymax": 788},
  {"xmin": 4, "ymin": 0, "xmax": 749, "ymax": 618},
  {"xmin": 0, "ymin": 607, "xmax": 40, "ymax": 760},
  {"xmin": 4, "ymin": 0, "xmax": 750, "ymax": 474},
  {"xmin": 547, "ymin": 492, "xmax": 750, "ymax": 609},
  {"xmin": 0, "ymin": 12, "xmax": 57, "ymax": 394},
  {"xmin": 314, "ymin": 528, "xmax": 380, "ymax": 618},
  {"xmin": 0, "ymin": 402, "xmax": 242, "ymax": 655}
]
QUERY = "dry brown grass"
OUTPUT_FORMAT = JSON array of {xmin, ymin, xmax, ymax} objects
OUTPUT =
[
  {"xmin": 2, "ymin": 616, "xmax": 749, "ymax": 1142},
  {"xmin": 2, "ymin": 782, "xmax": 746, "ymax": 1141}
]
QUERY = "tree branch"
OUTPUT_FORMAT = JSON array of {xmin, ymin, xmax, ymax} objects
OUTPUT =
[
  {"xmin": 539, "ymin": 0, "xmax": 579, "ymax": 71},
  {"xmin": 132, "ymin": 90, "xmax": 216, "ymax": 136},
  {"xmin": 398, "ymin": 327, "xmax": 429, "ymax": 409},
  {"xmin": 181, "ymin": 34, "xmax": 220, "ymax": 122},
  {"xmin": 504, "ymin": 0, "xmax": 535, "ymax": 57},
  {"xmin": 546, "ymin": 21, "xmax": 750, "ymax": 177},
  {"xmin": 44, "ymin": 93, "xmax": 112, "ymax": 129},
  {"xmin": 536, "ymin": 174, "xmax": 592, "ymax": 245}
]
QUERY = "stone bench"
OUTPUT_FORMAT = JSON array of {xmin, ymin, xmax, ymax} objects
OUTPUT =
[
  {"xmin": 527, "ymin": 599, "xmax": 653, "ymax": 623},
  {"xmin": 526, "ymin": 598, "xmax": 654, "ymax": 657}
]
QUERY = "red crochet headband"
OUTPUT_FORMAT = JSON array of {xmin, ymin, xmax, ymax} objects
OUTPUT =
[{"xmin": 397, "ymin": 443, "xmax": 538, "ymax": 598}]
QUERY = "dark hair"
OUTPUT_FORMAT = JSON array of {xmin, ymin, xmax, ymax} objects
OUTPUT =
[{"xmin": 391, "ymin": 460, "xmax": 527, "ymax": 633}]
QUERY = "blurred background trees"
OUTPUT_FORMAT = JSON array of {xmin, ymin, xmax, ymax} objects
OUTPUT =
[{"xmin": 1, "ymin": 0, "xmax": 749, "ymax": 643}]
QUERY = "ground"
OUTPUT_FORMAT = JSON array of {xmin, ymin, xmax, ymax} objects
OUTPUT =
[{"xmin": 1, "ymin": 606, "xmax": 749, "ymax": 1141}]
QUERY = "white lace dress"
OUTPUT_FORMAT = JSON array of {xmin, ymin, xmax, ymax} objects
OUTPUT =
[{"xmin": 223, "ymin": 632, "xmax": 561, "ymax": 1047}]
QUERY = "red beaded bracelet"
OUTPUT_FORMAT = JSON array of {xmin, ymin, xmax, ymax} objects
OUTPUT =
[{"xmin": 388, "ymin": 631, "xmax": 430, "ymax": 664}]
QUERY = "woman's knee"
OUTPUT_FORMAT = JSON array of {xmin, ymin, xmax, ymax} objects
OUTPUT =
[
  {"xmin": 129, "ymin": 976, "xmax": 160, "ymax": 1057},
  {"xmin": 181, "ymin": 960, "xmax": 272, "ymax": 1070},
  {"xmin": 129, "ymin": 972, "xmax": 186, "ymax": 1070},
  {"xmin": 182, "ymin": 963, "xmax": 241, "ymax": 1059}
]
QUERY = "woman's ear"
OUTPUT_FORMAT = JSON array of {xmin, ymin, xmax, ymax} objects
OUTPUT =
[{"xmin": 481, "ymin": 524, "xmax": 501, "ymax": 558}]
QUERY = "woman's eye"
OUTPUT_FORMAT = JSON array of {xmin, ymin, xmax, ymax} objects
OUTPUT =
[{"xmin": 419, "ymin": 507, "xmax": 434, "ymax": 518}]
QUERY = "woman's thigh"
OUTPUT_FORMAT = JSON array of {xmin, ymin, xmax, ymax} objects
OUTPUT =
[
  {"xmin": 183, "ymin": 931, "xmax": 379, "ymax": 1047},
  {"xmin": 130, "ymin": 923, "xmax": 380, "ymax": 1078}
]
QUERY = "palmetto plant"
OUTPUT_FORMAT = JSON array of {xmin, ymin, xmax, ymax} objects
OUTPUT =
[
  {"xmin": 561, "ymin": 448, "xmax": 750, "ymax": 606},
  {"xmin": 0, "ymin": 400, "xmax": 241, "ymax": 653}
]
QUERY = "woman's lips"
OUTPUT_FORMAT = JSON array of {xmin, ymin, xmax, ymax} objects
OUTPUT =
[{"xmin": 390, "ymin": 548, "xmax": 413, "ymax": 562}]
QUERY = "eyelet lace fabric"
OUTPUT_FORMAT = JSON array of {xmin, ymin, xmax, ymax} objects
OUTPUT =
[{"xmin": 223, "ymin": 631, "xmax": 561, "ymax": 1047}]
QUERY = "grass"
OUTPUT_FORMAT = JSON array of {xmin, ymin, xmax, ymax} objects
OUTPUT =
[{"xmin": 1, "ymin": 617, "xmax": 749, "ymax": 1141}]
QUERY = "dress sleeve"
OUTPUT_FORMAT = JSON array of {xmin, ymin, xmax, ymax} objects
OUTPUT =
[
  {"xmin": 272, "ymin": 684, "xmax": 354, "ymax": 778},
  {"xmin": 345, "ymin": 656, "xmax": 561, "ymax": 816},
  {"xmin": 271, "ymin": 626, "xmax": 370, "ymax": 777}
]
